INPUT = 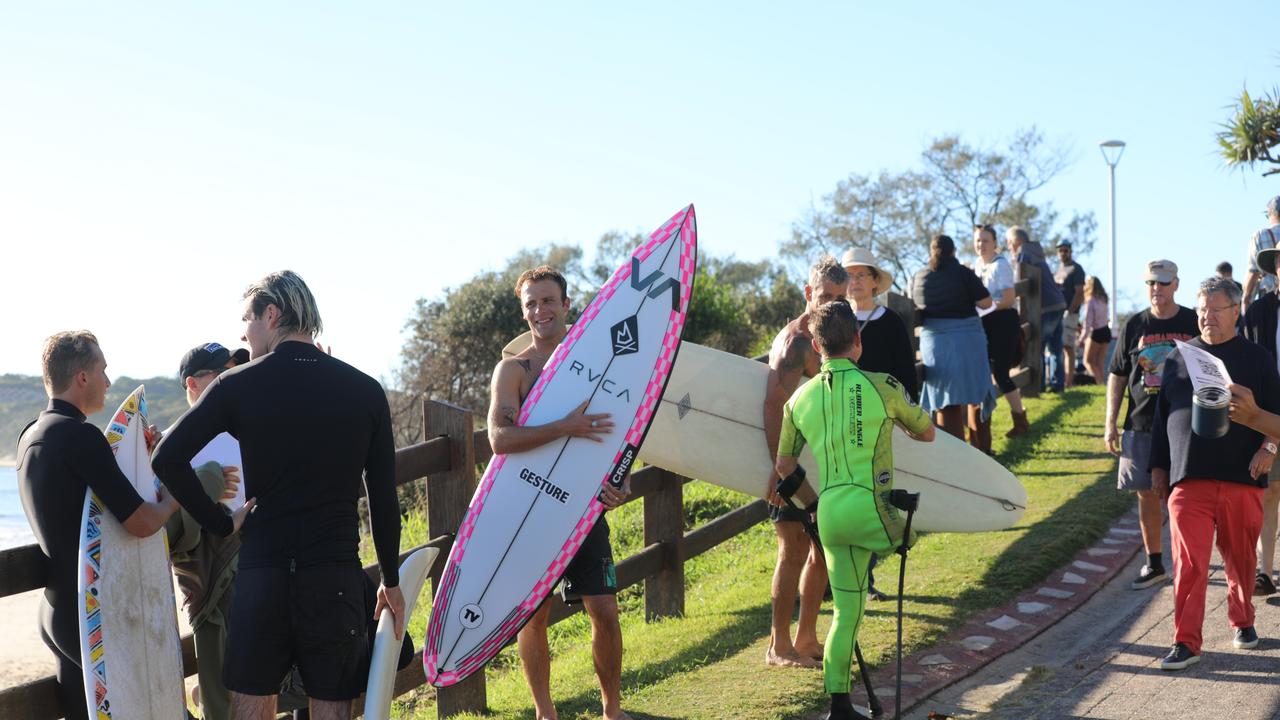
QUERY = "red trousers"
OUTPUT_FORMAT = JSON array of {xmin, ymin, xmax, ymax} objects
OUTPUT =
[{"xmin": 1168, "ymin": 478, "xmax": 1264, "ymax": 654}]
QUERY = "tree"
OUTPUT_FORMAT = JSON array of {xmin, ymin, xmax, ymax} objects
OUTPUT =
[{"xmin": 1218, "ymin": 86, "xmax": 1280, "ymax": 176}]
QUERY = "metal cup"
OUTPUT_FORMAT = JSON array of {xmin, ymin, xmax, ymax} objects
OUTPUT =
[{"xmin": 1191, "ymin": 386, "xmax": 1231, "ymax": 439}]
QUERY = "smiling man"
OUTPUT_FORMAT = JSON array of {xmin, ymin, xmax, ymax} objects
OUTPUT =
[{"xmin": 488, "ymin": 265, "xmax": 631, "ymax": 720}]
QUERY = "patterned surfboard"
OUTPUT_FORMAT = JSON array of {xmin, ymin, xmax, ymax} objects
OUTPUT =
[
  {"xmin": 423, "ymin": 205, "xmax": 697, "ymax": 686},
  {"xmin": 77, "ymin": 385, "xmax": 185, "ymax": 719}
]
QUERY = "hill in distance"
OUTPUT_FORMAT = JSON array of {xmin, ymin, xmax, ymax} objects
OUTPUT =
[{"xmin": 0, "ymin": 374, "xmax": 188, "ymax": 463}]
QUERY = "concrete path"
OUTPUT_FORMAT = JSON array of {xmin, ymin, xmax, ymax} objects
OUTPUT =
[{"xmin": 911, "ymin": 527, "xmax": 1280, "ymax": 719}]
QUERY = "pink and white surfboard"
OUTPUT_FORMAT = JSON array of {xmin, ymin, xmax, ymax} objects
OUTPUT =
[{"xmin": 423, "ymin": 205, "xmax": 697, "ymax": 686}]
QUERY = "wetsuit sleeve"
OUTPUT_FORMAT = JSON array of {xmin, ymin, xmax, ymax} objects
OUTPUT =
[
  {"xmin": 877, "ymin": 374, "xmax": 932, "ymax": 437},
  {"xmin": 152, "ymin": 380, "xmax": 235, "ymax": 537},
  {"xmin": 364, "ymin": 389, "xmax": 401, "ymax": 587},
  {"xmin": 777, "ymin": 395, "xmax": 806, "ymax": 457},
  {"xmin": 71, "ymin": 424, "xmax": 144, "ymax": 524}
]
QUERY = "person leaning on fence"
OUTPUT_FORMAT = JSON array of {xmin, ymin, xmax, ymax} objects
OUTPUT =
[
  {"xmin": 1054, "ymin": 240, "xmax": 1087, "ymax": 389},
  {"xmin": 909, "ymin": 234, "xmax": 993, "ymax": 440},
  {"xmin": 762, "ymin": 257, "xmax": 845, "ymax": 668},
  {"xmin": 774, "ymin": 298, "xmax": 935, "ymax": 720},
  {"xmin": 1077, "ymin": 277, "xmax": 1112, "ymax": 385},
  {"xmin": 1104, "ymin": 259, "xmax": 1198, "ymax": 591},
  {"xmin": 1242, "ymin": 196, "xmax": 1280, "ymax": 313},
  {"xmin": 1006, "ymin": 227, "xmax": 1068, "ymax": 393},
  {"xmin": 15, "ymin": 332, "xmax": 205, "ymax": 720},
  {"xmin": 1149, "ymin": 276, "xmax": 1280, "ymax": 670},
  {"xmin": 973, "ymin": 224, "xmax": 1029, "ymax": 442},
  {"xmin": 1244, "ymin": 246, "xmax": 1280, "ymax": 598}
]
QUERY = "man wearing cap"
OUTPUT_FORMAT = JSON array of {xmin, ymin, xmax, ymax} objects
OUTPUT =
[
  {"xmin": 1149, "ymin": 276, "xmax": 1280, "ymax": 670},
  {"xmin": 1054, "ymin": 241, "xmax": 1086, "ymax": 389},
  {"xmin": 1244, "ymin": 197, "xmax": 1280, "ymax": 313},
  {"xmin": 1105, "ymin": 260, "xmax": 1199, "ymax": 590},
  {"xmin": 167, "ymin": 342, "xmax": 248, "ymax": 720},
  {"xmin": 1244, "ymin": 247, "xmax": 1280, "ymax": 597}
]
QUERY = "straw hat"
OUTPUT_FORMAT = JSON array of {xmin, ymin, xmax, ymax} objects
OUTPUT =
[{"xmin": 840, "ymin": 247, "xmax": 895, "ymax": 295}]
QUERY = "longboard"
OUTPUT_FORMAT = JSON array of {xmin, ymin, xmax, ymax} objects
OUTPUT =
[
  {"xmin": 423, "ymin": 205, "xmax": 697, "ymax": 687},
  {"xmin": 363, "ymin": 546, "xmax": 441, "ymax": 720},
  {"xmin": 77, "ymin": 385, "xmax": 186, "ymax": 719},
  {"xmin": 505, "ymin": 339, "xmax": 1026, "ymax": 532}
]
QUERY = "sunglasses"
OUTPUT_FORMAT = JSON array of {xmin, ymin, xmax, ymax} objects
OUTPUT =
[{"xmin": 1145, "ymin": 280, "xmax": 1172, "ymax": 287}]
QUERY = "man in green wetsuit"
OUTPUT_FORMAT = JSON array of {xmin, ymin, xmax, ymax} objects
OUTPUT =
[{"xmin": 775, "ymin": 299, "xmax": 936, "ymax": 720}]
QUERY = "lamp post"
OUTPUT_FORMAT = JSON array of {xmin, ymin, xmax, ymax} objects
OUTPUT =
[{"xmin": 1100, "ymin": 140, "xmax": 1126, "ymax": 331}]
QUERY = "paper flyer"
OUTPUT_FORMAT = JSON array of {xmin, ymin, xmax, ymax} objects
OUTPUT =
[{"xmin": 1173, "ymin": 340, "xmax": 1232, "ymax": 393}]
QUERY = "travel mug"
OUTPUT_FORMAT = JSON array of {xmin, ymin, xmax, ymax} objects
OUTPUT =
[{"xmin": 1191, "ymin": 386, "xmax": 1231, "ymax": 439}]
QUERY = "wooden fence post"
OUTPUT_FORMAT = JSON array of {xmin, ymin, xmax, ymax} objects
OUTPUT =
[
  {"xmin": 423, "ymin": 399, "xmax": 486, "ymax": 718},
  {"xmin": 1018, "ymin": 264, "xmax": 1042, "ymax": 398},
  {"xmin": 643, "ymin": 469, "xmax": 685, "ymax": 621}
]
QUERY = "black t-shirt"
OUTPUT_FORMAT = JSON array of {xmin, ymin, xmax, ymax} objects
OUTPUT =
[
  {"xmin": 16, "ymin": 400, "xmax": 146, "ymax": 614},
  {"xmin": 152, "ymin": 341, "xmax": 402, "ymax": 586},
  {"xmin": 911, "ymin": 259, "xmax": 991, "ymax": 319},
  {"xmin": 1055, "ymin": 262, "xmax": 1086, "ymax": 309},
  {"xmin": 1108, "ymin": 306, "xmax": 1199, "ymax": 432},
  {"xmin": 1149, "ymin": 336, "xmax": 1280, "ymax": 488}
]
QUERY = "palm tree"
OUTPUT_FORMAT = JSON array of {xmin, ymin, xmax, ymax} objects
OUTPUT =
[{"xmin": 1218, "ymin": 87, "xmax": 1280, "ymax": 176}]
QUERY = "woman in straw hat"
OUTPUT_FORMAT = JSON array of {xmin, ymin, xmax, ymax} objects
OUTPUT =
[{"xmin": 840, "ymin": 247, "xmax": 918, "ymax": 402}]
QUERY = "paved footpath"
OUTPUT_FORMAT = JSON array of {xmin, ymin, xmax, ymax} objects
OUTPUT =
[{"xmin": 908, "ymin": 521, "xmax": 1280, "ymax": 719}]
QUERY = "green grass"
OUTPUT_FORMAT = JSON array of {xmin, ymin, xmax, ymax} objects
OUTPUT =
[{"xmin": 366, "ymin": 385, "xmax": 1129, "ymax": 719}]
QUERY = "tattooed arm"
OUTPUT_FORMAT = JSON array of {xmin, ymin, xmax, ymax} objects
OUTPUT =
[{"xmin": 486, "ymin": 357, "xmax": 614, "ymax": 455}]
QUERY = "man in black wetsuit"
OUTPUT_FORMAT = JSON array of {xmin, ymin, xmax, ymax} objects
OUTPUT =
[
  {"xmin": 16, "ymin": 331, "xmax": 244, "ymax": 720},
  {"xmin": 489, "ymin": 266, "xmax": 631, "ymax": 720},
  {"xmin": 152, "ymin": 270, "xmax": 403, "ymax": 720}
]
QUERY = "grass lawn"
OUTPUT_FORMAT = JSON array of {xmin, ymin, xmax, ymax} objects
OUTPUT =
[{"xmin": 365, "ymin": 384, "xmax": 1129, "ymax": 720}]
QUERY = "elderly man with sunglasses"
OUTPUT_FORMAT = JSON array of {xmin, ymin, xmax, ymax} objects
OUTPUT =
[
  {"xmin": 1149, "ymin": 277, "xmax": 1280, "ymax": 670},
  {"xmin": 1104, "ymin": 260, "xmax": 1199, "ymax": 591}
]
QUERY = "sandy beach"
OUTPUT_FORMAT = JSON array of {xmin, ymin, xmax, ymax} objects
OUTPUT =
[{"xmin": 0, "ymin": 589, "xmax": 54, "ymax": 687}]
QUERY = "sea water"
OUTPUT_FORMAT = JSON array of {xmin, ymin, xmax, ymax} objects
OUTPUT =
[{"xmin": 0, "ymin": 466, "xmax": 35, "ymax": 550}]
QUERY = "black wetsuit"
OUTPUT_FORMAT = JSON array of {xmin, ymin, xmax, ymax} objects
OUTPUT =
[
  {"xmin": 152, "ymin": 340, "xmax": 400, "ymax": 699},
  {"xmin": 16, "ymin": 399, "xmax": 146, "ymax": 720}
]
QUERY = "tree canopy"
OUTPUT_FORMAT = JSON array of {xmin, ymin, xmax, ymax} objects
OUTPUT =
[{"xmin": 1218, "ymin": 86, "xmax": 1280, "ymax": 177}]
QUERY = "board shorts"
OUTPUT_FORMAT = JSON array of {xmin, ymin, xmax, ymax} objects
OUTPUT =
[
  {"xmin": 1117, "ymin": 429, "xmax": 1154, "ymax": 491},
  {"xmin": 224, "ymin": 562, "xmax": 371, "ymax": 701},
  {"xmin": 560, "ymin": 516, "xmax": 617, "ymax": 600},
  {"xmin": 1063, "ymin": 312, "xmax": 1080, "ymax": 347}
]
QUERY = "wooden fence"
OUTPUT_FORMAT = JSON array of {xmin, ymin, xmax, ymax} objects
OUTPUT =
[{"xmin": 0, "ymin": 272, "xmax": 1050, "ymax": 718}]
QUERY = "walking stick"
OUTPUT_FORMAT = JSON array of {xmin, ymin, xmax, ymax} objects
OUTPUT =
[{"xmin": 777, "ymin": 468, "xmax": 884, "ymax": 718}]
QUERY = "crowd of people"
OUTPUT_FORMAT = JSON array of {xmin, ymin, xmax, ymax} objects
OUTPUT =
[{"xmin": 18, "ymin": 196, "xmax": 1280, "ymax": 720}]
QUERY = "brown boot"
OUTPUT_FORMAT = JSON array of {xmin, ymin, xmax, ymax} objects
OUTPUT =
[
  {"xmin": 967, "ymin": 406, "xmax": 983, "ymax": 449},
  {"xmin": 1006, "ymin": 409, "xmax": 1030, "ymax": 438},
  {"xmin": 977, "ymin": 416, "xmax": 993, "ymax": 455}
]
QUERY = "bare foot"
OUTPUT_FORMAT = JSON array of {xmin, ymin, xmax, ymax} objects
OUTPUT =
[
  {"xmin": 794, "ymin": 642, "xmax": 824, "ymax": 660},
  {"xmin": 765, "ymin": 647, "xmax": 821, "ymax": 668}
]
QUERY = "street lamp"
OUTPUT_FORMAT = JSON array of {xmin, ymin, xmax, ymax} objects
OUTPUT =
[{"xmin": 1099, "ymin": 140, "xmax": 1126, "ymax": 331}]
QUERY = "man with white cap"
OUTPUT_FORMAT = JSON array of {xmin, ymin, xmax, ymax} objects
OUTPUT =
[
  {"xmin": 1244, "ymin": 246, "xmax": 1280, "ymax": 597},
  {"xmin": 1243, "ymin": 196, "xmax": 1280, "ymax": 313},
  {"xmin": 1105, "ymin": 259, "xmax": 1199, "ymax": 590}
]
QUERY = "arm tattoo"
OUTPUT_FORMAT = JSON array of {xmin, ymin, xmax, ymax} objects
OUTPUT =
[
  {"xmin": 777, "ymin": 335, "xmax": 810, "ymax": 372},
  {"xmin": 516, "ymin": 359, "xmax": 531, "ymax": 373},
  {"xmin": 499, "ymin": 405, "xmax": 519, "ymax": 426}
]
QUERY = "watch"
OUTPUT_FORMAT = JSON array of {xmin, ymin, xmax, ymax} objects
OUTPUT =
[{"xmin": 1264, "ymin": 442, "xmax": 1278, "ymax": 455}]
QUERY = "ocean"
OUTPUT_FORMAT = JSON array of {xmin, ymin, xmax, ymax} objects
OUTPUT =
[{"xmin": 0, "ymin": 466, "xmax": 35, "ymax": 550}]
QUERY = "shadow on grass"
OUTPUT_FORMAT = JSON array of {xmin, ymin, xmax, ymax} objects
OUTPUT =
[{"xmin": 538, "ymin": 602, "xmax": 777, "ymax": 720}]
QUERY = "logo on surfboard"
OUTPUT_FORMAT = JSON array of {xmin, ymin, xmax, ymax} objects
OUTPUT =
[
  {"xmin": 460, "ymin": 604, "xmax": 483, "ymax": 629},
  {"xmin": 630, "ymin": 257, "xmax": 682, "ymax": 311},
  {"xmin": 611, "ymin": 316, "xmax": 639, "ymax": 356}
]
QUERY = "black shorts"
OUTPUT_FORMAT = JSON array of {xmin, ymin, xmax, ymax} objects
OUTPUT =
[
  {"xmin": 1090, "ymin": 327, "xmax": 1113, "ymax": 344},
  {"xmin": 224, "ymin": 563, "xmax": 371, "ymax": 701},
  {"xmin": 560, "ymin": 516, "xmax": 617, "ymax": 599}
]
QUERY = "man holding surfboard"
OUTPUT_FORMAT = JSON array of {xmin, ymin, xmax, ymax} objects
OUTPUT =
[
  {"xmin": 488, "ymin": 265, "xmax": 631, "ymax": 720},
  {"xmin": 16, "ymin": 332, "xmax": 244, "ymax": 720},
  {"xmin": 763, "ymin": 256, "xmax": 847, "ymax": 668},
  {"xmin": 153, "ymin": 270, "xmax": 404, "ymax": 720},
  {"xmin": 775, "ymin": 300, "xmax": 935, "ymax": 720}
]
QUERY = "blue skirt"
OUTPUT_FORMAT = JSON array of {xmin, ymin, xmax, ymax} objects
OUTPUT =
[{"xmin": 919, "ymin": 316, "xmax": 994, "ymax": 413}]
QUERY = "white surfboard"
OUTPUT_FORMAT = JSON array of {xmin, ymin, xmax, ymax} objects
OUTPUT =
[
  {"xmin": 506, "ymin": 339, "xmax": 1026, "ymax": 532},
  {"xmin": 423, "ymin": 205, "xmax": 697, "ymax": 687},
  {"xmin": 363, "ymin": 546, "xmax": 440, "ymax": 720},
  {"xmin": 78, "ymin": 385, "xmax": 186, "ymax": 719}
]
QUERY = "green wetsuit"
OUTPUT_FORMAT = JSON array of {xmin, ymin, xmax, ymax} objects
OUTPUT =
[{"xmin": 778, "ymin": 358, "xmax": 932, "ymax": 694}]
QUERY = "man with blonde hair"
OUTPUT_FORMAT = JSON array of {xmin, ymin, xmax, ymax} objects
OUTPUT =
[{"xmin": 153, "ymin": 270, "xmax": 403, "ymax": 720}]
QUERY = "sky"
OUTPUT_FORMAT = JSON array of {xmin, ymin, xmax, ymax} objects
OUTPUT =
[{"xmin": 2, "ymin": 2, "xmax": 1276, "ymax": 384}]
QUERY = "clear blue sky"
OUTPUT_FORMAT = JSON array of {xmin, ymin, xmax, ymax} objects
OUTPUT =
[{"xmin": 2, "ymin": 2, "xmax": 1275, "ymax": 383}]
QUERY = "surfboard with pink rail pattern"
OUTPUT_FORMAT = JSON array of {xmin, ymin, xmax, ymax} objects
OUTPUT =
[{"xmin": 423, "ymin": 205, "xmax": 697, "ymax": 686}]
